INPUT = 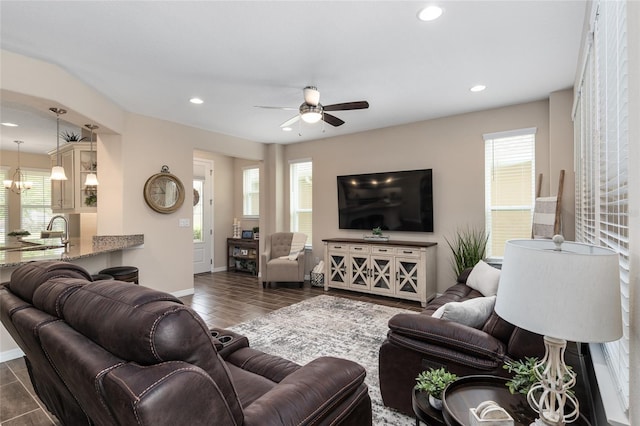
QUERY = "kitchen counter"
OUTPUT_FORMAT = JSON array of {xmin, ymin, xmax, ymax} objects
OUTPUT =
[{"xmin": 0, "ymin": 234, "xmax": 144, "ymax": 269}]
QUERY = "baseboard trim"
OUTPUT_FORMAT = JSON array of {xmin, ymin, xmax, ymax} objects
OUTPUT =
[
  {"xmin": 0, "ymin": 347, "xmax": 24, "ymax": 363},
  {"xmin": 171, "ymin": 288, "xmax": 195, "ymax": 298}
]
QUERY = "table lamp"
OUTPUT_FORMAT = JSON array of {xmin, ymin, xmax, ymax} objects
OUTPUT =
[{"xmin": 495, "ymin": 235, "xmax": 622, "ymax": 425}]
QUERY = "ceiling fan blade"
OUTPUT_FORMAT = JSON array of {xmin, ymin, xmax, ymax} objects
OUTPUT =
[
  {"xmin": 322, "ymin": 113, "xmax": 345, "ymax": 127},
  {"xmin": 323, "ymin": 101, "xmax": 369, "ymax": 112},
  {"xmin": 254, "ymin": 105, "xmax": 297, "ymax": 111},
  {"xmin": 280, "ymin": 115, "xmax": 300, "ymax": 128}
]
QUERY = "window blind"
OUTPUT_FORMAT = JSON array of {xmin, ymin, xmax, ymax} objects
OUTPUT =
[
  {"xmin": 484, "ymin": 128, "xmax": 536, "ymax": 258},
  {"xmin": 242, "ymin": 167, "xmax": 259, "ymax": 217},
  {"xmin": 20, "ymin": 169, "xmax": 53, "ymax": 236},
  {"xmin": 573, "ymin": 0, "xmax": 629, "ymax": 410},
  {"xmin": 290, "ymin": 160, "xmax": 312, "ymax": 243},
  {"xmin": 0, "ymin": 167, "xmax": 8, "ymax": 244}
]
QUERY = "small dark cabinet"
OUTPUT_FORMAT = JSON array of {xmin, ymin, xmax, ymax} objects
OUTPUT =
[{"xmin": 227, "ymin": 238, "xmax": 259, "ymax": 276}]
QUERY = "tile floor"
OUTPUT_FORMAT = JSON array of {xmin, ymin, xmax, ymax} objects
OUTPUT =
[{"xmin": 0, "ymin": 271, "xmax": 422, "ymax": 425}]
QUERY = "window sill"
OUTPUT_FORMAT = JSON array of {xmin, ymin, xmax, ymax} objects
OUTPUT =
[{"xmin": 589, "ymin": 343, "xmax": 629, "ymax": 426}]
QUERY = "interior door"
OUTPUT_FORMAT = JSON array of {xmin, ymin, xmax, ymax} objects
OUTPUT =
[{"xmin": 193, "ymin": 159, "xmax": 213, "ymax": 274}]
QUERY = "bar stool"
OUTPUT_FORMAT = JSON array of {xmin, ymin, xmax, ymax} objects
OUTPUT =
[
  {"xmin": 91, "ymin": 274, "xmax": 115, "ymax": 281},
  {"xmin": 98, "ymin": 266, "xmax": 139, "ymax": 284}
]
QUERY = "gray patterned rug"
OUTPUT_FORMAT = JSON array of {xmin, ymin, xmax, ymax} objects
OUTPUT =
[{"xmin": 229, "ymin": 295, "xmax": 415, "ymax": 425}]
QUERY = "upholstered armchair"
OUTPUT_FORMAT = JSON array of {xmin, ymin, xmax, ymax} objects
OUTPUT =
[{"xmin": 261, "ymin": 232, "xmax": 306, "ymax": 288}]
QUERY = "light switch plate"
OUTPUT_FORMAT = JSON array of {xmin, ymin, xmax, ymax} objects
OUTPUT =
[{"xmin": 179, "ymin": 218, "xmax": 190, "ymax": 227}]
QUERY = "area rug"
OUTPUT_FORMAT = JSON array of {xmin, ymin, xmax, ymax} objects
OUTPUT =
[{"xmin": 228, "ymin": 295, "xmax": 415, "ymax": 425}]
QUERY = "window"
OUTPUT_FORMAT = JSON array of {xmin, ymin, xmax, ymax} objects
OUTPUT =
[
  {"xmin": 484, "ymin": 128, "xmax": 536, "ymax": 258},
  {"xmin": 243, "ymin": 167, "xmax": 259, "ymax": 217},
  {"xmin": 290, "ymin": 160, "xmax": 312, "ymax": 244},
  {"xmin": 20, "ymin": 169, "xmax": 53, "ymax": 236},
  {"xmin": 574, "ymin": 0, "xmax": 629, "ymax": 412},
  {"xmin": 193, "ymin": 180, "xmax": 204, "ymax": 242},
  {"xmin": 0, "ymin": 167, "xmax": 8, "ymax": 245}
]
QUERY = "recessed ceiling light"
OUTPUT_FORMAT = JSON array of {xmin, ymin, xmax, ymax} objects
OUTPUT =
[
  {"xmin": 189, "ymin": 97, "xmax": 204, "ymax": 104},
  {"xmin": 282, "ymin": 127, "xmax": 293, "ymax": 132},
  {"xmin": 470, "ymin": 85, "xmax": 487, "ymax": 92},
  {"xmin": 1, "ymin": 122, "xmax": 19, "ymax": 127},
  {"xmin": 417, "ymin": 5, "xmax": 443, "ymax": 22}
]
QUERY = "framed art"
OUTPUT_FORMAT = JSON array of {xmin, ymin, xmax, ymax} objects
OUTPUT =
[{"xmin": 241, "ymin": 230, "xmax": 254, "ymax": 239}]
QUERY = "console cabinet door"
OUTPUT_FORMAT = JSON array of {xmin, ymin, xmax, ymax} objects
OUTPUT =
[
  {"xmin": 327, "ymin": 244, "xmax": 348, "ymax": 288},
  {"xmin": 395, "ymin": 257, "xmax": 421, "ymax": 300},
  {"xmin": 349, "ymin": 253, "xmax": 370, "ymax": 289},
  {"xmin": 370, "ymin": 254, "xmax": 394, "ymax": 295}
]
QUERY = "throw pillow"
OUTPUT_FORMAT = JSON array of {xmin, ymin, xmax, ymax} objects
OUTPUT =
[
  {"xmin": 466, "ymin": 260, "xmax": 501, "ymax": 296},
  {"xmin": 431, "ymin": 296, "xmax": 497, "ymax": 329}
]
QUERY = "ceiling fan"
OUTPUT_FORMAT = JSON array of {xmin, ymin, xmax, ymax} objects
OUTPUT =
[{"xmin": 256, "ymin": 86, "xmax": 369, "ymax": 128}]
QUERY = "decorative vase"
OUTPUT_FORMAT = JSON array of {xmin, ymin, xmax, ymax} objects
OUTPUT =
[{"xmin": 428, "ymin": 395, "xmax": 443, "ymax": 410}]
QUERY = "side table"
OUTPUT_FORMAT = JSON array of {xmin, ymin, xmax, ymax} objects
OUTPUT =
[
  {"xmin": 412, "ymin": 388, "xmax": 445, "ymax": 426},
  {"xmin": 442, "ymin": 375, "xmax": 592, "ymax": 426}
]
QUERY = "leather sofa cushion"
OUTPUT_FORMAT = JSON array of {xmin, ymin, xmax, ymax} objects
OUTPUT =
[
  {"xmin": 59, "ymin": 280, "xmax": 244, "ymax": 421},
  {"xmin": 9, "ymin": 261, "xmax": 91, "ymax": 304},
  {"xmin": 32, "ymin": 278, "xmax": 87, "ymax": 318}
]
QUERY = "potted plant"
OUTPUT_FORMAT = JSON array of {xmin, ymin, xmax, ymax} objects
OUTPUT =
[
  {"xmin": 372, "ymin": 226, "xmax": 383, "ymax": 237},
  {"xmin": 444, "ymin": 226, "xmax": 489, "ymax": 277},
  {"xmin": 252, "ymin": 226, "xmax": 259, "ymax": 240},
  {"xmin": 415, "ymin": 367, "xmax": 458, "ymax": 410},
  {"xmin": 60, "ymin": 131, "xmax": 87, "ymax": 142},
  {"xmin": 503, "ymin": 357, "xmax": 574, "ymax": 396}
]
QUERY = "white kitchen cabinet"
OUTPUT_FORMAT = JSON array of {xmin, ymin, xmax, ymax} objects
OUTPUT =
[{"xmin": 49, "ymin": 142, "xmax": 97, "ymax": 213}]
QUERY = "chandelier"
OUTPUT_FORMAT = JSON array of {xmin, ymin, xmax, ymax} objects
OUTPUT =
[{"xmin": 3, "ymin": 140, "xmax": 33, "ymax": 194}]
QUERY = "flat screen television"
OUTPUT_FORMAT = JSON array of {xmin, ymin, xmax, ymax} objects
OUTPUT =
[{"xmin": 337, "ymin": 168, "xmax": 433, "ymax": 232}]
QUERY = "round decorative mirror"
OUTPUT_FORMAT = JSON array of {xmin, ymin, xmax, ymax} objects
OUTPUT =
[{"xmin": 143, "ymin": 166, "xmax": 185, "ymax": 214}]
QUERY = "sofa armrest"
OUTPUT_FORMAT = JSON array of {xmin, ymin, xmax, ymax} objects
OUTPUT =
[
  {"xmin": 388, "ymin": 313, "xmax": 506, "ymax": 361},
  {"xmin": 243, "ymin": 356, "xmax": 367, "ymax": 425},
  {"xmin": 103, "ymin": 361, "xmax": 242, "ymax": 426}
]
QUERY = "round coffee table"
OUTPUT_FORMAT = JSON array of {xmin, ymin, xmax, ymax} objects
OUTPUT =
[
  {"xmin": 412, "ymin": 388, "xmax": 445, "ymax": 426},
  {"xmin": 442, "ymin": 375, "xmax": 591, "ymax": 426}
]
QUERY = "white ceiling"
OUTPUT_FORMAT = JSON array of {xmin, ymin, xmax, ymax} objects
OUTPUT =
[{"xmin": 0, "ymin": 1, "xmax": 586, "ymax": 154}]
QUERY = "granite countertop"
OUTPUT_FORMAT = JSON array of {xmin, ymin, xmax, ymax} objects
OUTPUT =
[{"xmin": 0, "ymin": 234, "xmax": 144, "ymax": 269}]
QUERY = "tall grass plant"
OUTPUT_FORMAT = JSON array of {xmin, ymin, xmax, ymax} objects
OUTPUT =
[{"xmin": 445, "ymin": 227, "xmax": 489, "ymax": 277}]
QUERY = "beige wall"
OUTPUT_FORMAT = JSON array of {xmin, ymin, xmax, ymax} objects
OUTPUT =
[{"xmin": 280, "ymin": 98, "xmax": 573, "ymax": 291}]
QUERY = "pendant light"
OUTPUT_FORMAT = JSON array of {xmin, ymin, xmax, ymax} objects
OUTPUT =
[
  {"xmin": 84, "ymin": 124, "xmax": 99, "ymax": 186},
  {"xmin": 49, "ymin": 107, "xmax": 68, "ymax": 180},
  {"xmin": 3, "ymin": 140, "xmax": 33, "ymax": 194}
]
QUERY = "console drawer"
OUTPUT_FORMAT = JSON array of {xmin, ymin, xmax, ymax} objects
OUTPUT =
[
  {"xmin": 372, "ymin": 246, "xmax": 394, "ymax": 255},
  {"xmin": 395, "ymin": 247, "xmax": 421, "ymax": 258},
  {"xmin": 349, "ymin": 245, "xmax": 370, "ymax": 254},
  {"xmin": 328, "ymin": 243, "xmax": 348, "ymax": 252}
]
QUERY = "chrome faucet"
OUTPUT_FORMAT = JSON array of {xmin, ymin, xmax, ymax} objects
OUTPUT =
[{"xmin": 47, "ymin": 215, "xmax": 69, "ymax": 250}]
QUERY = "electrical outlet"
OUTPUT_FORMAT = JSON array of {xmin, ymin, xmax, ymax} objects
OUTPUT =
[{"xmin": 178, "ymin": 218, "xmax": 190, "ymax": 227}]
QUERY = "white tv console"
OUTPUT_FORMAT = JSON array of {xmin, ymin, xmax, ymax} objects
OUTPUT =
[{"xmin": 322, "ymin": 238, "xmax": 437, "ymax": 307}]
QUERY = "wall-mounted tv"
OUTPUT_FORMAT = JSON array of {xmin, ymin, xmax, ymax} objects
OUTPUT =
[{"xmin": 337, "ymin": 168, "xmax": 433, "ymax": 232}]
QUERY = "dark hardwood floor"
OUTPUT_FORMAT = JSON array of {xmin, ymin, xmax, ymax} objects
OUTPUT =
[{"xmin": 0, "ymin": 271, "xmax": 422, "ymax": 425}]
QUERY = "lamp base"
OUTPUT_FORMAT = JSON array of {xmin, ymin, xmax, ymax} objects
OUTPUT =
[{"xmin": 527, "ymin": 336, "xmax": 579, "ymax": 426}]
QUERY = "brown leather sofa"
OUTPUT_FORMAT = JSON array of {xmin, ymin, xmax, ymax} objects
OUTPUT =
[
  {"xmin": 1, "ymin": 261, "xmax": 372, "ymax": 425},
  {"xmin": 379, "ymin": 268, "xmax": 544, "ymax": 417}
]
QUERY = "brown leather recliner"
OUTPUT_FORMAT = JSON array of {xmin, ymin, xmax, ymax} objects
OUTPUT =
[
  {"xmin": 379, "ymin": 268, "xmax": 545, "ymax": 417},
  {"xmin": 1, "ymin": 261, "xmax": 372, "ymax": 425}
]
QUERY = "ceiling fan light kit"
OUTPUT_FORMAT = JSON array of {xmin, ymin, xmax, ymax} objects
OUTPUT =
[{"xmin": 300, "ymin": 105, "xmax": 323, "ymax": 124}]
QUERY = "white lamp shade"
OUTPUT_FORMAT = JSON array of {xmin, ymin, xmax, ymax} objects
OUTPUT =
[
  {"xmin": 84, "ymin": 173, "xmax": 99, "ymax": 186},
  {"xmin": 50, "ymin": 166, "xmax": 68, "ymax": 181},
  {"xmin": 495, "ymin": 238, "xmax": 622, "ymax": 343},
  {"xmin": 3, "ymin": 180, "xmax": 13, "ymax": 189}
]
